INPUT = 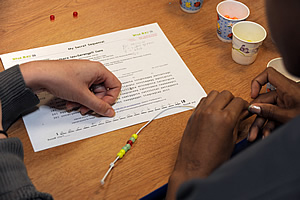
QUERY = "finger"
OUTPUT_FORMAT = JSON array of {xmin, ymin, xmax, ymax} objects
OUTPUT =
[
  {"xmin": 248, "ymin": 116, "xmax": 266, "ymax": 142},
  {"xmin": 210, "ymin": 90, "xmax": 234, "ymax": 110},
  {"xmin": 224, "ymin": 97, "xmax": 249, "ymax": 121},
  {"xmin": 101, "ymin": 88, "xmax": 121, "ymax": 105},
  {"xmin": 191, "ymin": 91, "xmax": 218, "ymax": 120},
  {"xmin": 80, "ymin": 91, "xmax": 109, "ymax": 115},
  {"xmin": 201, "ymin": 90, "xmax": 219, "ymax": 105},
  {"xmin": 262, "ymin": 120, "xmax": 276, "ymax": 139},
  {"xmin": 248, "ymin": 103, "xmax": 291, "ymax": 123},
  {"xmin": 78, "ymin": 89, "xmax": 115, "ymax": 117},
  {"xmin": 241, "ymin": 109, "xmax": 252, "ymax": 120},
  {"xmin": 79, "ymin": 105, "xmax": 90, "ymax": 115},
  {"xmin": 66, "ymin": 101, "xmax": 81, "ymax": 111},
  {"xmin": 99, "ymin": 68, "xmax": 121, "ymax": 105},
  {"xmin": 95, "ymin": 90, "xmax": 107, "ymax": 99},
  {"xmin": 250, "ymin": 90, "xmax": 278, "ymax": 104},
  {"xmin": 195, "ymin": 90, "xmax": 219, "ymax": 111},
  {"xmin": 225, "ymin": 97, "xmax": 249, "ymax": 141},
  {"xmin": 91, "ymin": 84, "xmax": 106, "ymax": 93},
  {"xmin": 251, "ymin": 67, "xmax": 292, "ymax": 99},
  {"xmin": 198, "ymin": 96, "xmax": 207, "ymax": 106}
]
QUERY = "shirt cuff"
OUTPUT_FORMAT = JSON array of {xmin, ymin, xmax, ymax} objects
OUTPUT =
[{"xmin": 0, "ymin": 65, "xmax": 40, "ymax": 131}]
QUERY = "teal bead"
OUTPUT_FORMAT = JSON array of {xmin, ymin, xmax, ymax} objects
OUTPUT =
[
  {"xmin": 122, "ymin": 146, "xmax": 128, "ymax": 152},
  {"xmin": 125, "ymin": 144, "xmax": 131, "ymax": 150},
  {"xmin": 129, "ymin": 137, "xmax": 135, "ymax": 143}
]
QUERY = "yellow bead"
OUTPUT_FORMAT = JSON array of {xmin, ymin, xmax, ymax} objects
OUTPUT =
[
  {"xmin": 117, "ymin": 152, "xmax": 124, "ymax": 158},
  {"xmin": 132, "ymin": 134, "xmax": 138, "ymax": 140},
  {"xmin": 120, "ymin": 149, "xmax": 126, "ymax": 155},
  {"xmin": 117, "ymin": 149, "xmax": 126, "ymax": 158}
]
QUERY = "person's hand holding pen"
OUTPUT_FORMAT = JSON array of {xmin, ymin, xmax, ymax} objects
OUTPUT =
[
  {"xmin": 20, "ymin": 60, "xmax": 121, "ymax": 117},
  {"xmin": 248, "ymin": 67, "xmax": 300, "ymax": 141},
  {"xmin": 166, "ymin": 90, "xmax": 249, "ymax": 200}
]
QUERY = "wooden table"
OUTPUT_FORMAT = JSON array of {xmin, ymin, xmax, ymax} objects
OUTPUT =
[{"xmin": 0, "ymin": 0, "xmax": 280, "ymax": 199}]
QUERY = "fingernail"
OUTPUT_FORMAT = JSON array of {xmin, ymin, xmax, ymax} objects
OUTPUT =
[
  {"xmin": 67, "ymin": 106, "xmax": 80, "ymax": 112},
  {"xmin": 104, "ymin": 108, "xmax": 115, "ymax": 117},
  {"xmin": 80, "ymin": 110, "xmax": 87, "ymax": 115},
  {"xmin": 248, "ymin": 105, "xmax": 261, "ymax": 115}
]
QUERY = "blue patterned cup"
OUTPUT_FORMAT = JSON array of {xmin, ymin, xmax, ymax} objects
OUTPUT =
[
  {"xmin": 180, "ymin": 0, "xmax": 204, "ymax": 13},
  {"xmin": 216, "ymin": 0, "xmax": 250, "ymax": 42}
]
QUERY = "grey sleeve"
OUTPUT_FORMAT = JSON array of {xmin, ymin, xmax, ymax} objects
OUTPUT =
[
  {"xmin": 0, "ymin": 137, "xmax": 53, "ymax": 199},
  {"xmin": 177, "ymin": 115, "xmax": 300, "ymax": 200},
  {"xmin": 0, "ymin": 65, "xmax": 40, "ymax": 131}
]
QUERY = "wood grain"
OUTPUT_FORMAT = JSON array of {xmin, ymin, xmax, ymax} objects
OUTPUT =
[{"xmin": 0, "ymin": 0, "xmax": 280, "ymax": 199}]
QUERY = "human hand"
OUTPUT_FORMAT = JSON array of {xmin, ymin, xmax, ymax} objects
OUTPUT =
[
  {"xmin": 20, "ymin": 60, "xmax": 121, "ymax": 117},
  {"xmin": 248, "ymin": 67, "xmax": 300, "ymax": 141},
  {"xmin": 166, "ymin": 90, "xmax": 248, "ymax": 200}
]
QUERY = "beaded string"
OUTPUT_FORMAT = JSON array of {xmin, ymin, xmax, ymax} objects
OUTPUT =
[{"xmin": 100, "ymin": 105, "xmax": 195, "ymax": 185}]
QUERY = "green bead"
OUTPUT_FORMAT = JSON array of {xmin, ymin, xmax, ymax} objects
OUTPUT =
[
  {"xmin": 122, "ymin": 146, "xmax": 128, "ymax": 152},
  {"xmin": 129, "ymin": 137, "xmax": 135, "ymax": 143},
  {"xmin": 125, "ymin": 144, "xmax": 131, "ymax": 150}
]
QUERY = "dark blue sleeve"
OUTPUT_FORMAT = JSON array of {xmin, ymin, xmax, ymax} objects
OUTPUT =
[{"xmin": 177, "ymin": 115, "xmax": 300, "ymax": 200}]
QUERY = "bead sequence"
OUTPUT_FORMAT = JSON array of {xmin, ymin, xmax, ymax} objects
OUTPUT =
[{"xmin": 117, "ymin": 134, "xmax": 138, "ymax": 158}]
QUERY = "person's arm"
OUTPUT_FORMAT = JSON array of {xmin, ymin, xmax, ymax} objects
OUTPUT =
[
  {"xmin": 0, "ymin": 65, "xmax": 40, "ymax": 131},
  {"xmin": 0, "ymin": 59, "xmax": 121, "ymax": 199},
  {"xmin": 166, "ymin": 90, "xmax": 248, "ymax": 200},
  {"xmin": 0, "ymin": 60, "xmax": 121, "ymax": 130},
  {"xmin": 176, "ymin": 115, "xmax": 300, "ymax": 200},
  {"xmin": 247, "ymin": 0, "xmax": 300, "ymax": 141},
  {"xmin": 0, "ymin": 100, "xmax": 53, "ymax": 199},
  {"xmin": 0, "ymin": 138, "xmax": 53, "ymax": 199}
]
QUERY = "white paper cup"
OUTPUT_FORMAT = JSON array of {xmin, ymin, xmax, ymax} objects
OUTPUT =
[
  {"xmin": 266, "ymin": 57, "xmax": 300, "ymax": 92},
  {"xmin": 216, "ymin": 0, "xmax": 250, "ymax": 42},
  {"xmin": 231, "ymin": 21, "xmax": 267, "ymax": 65}
]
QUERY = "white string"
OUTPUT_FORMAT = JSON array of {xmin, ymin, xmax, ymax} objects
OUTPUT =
[
  {"xmin": 100, "ymin": 105, "xmax": 195, "ymax": 185},
  {"xmin": 100, "ymin": 156, "xmax": 119, "ymax": 185}
]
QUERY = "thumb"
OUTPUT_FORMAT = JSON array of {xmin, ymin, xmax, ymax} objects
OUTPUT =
[
  {"xmin": 248, "ymin": 103, "xmax": 290, "ymax": 123},
  {"xmin": 79, "ymin": 89, "xmax": 115, "ymax": 117}
]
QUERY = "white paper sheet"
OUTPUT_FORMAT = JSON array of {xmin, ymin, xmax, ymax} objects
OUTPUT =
[{"xmin": 1, "ymin": 23, "xmax": 206, "ymax": 152}]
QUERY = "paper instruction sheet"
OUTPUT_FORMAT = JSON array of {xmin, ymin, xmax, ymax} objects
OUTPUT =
[{"xmin": 0, "ymin": 23, "xmax": 206, "ymax": 152}]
